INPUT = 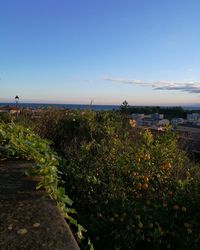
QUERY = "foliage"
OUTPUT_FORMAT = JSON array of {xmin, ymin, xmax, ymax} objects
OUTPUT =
[
  {"xmin": 6, "ymin": 109, "xmax": 200, "ymax": 249},
  {"xmin": 32, "ymin": 110, "xmax": 200, "ymax": 250},
  {"xmin": 0, "ymin": 112, "xmax": 13, "ymax": 123},
  {"xmin": 120, "ymin": 100, "xmax": 129, "ymax": 115},
  {"xmin": 119, "ymin": 106, "xmax": 187, "ymax": 120},
  {"xmin": 0, "ymin": 121, "xmax": 92, "ymax": 249}
]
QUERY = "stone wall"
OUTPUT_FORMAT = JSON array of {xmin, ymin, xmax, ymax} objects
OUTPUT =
[{"xmin": 0, "ymin": 161, "xmax": 79, "ymax": 250}]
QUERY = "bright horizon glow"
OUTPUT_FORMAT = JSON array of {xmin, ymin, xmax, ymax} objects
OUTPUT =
[
  {"xmin": 0, "ymin": 98, "xmax": 199, "ymax": 107},
  {"xmin": 0, "ymin": 0, "xmax": 200, "ymax": 106}
]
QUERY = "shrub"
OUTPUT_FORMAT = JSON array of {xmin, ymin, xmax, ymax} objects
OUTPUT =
[
  {"xmin": 54, "ymin": 111, "xmax": 199, "ymax": 250},
  {"xmin": 13, "ymin": 110, "xmax": 200, "ymax": 249},
  {"xmin": 0, "ymin": 122, "xmax": 92, "ymax": 249}
]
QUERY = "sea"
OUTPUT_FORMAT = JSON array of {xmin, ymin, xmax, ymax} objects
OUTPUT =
[
  {"xmin": 0, "ymin": 103, "xmax": 199, "ymax": 111},
  {"xmin": 0, "ymin": 103, "xmax": 120, "ymax": 111}
]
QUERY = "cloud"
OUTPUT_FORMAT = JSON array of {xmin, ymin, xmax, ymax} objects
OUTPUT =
[
  {"xmin": 152, "ymin": 81, "xmax": 200, "ymax": 94},
  {"xmin": 103, "ymin": 77, "xmax": 147, "ymax": 85},
  {"xmin": 103, "ymin": 77, "xmax": 200, "ymax": 94}
]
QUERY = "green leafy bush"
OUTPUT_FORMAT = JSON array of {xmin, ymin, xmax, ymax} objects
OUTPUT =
[
  {"xmin": 33, "ymin": 110, "xmax": 200, "ymax": 250},
  {"xmin": 9, "ymin": 110, "xmax": 200, "ymax": 249},
  {"xmin": 0, "ymin": 121, "xmax": 93, "ymax": 249}
]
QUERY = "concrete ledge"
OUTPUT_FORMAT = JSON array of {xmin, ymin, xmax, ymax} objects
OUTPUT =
[{"xmin": 0, "ymin": 161, "xmax": 80, "ymax": 250}]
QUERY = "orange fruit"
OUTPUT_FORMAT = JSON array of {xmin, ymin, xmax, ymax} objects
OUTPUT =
[
  {"xmin": 173, "ymin": 205, "xmax": 179, "ymax": 210},
  {"xmin": 138, "ymin": 222, "xmax": 143, "ymax": 228},
  {"xmin": 131, "ymin": 171, "xmax": 137, "ymax": 176},
  {"xmin": 135, "ymin": 157, "xmax": 141, "ymax": 163},
  {"xmin": 136, "ymin": 215, "xmax": 141, "ymax": 220},
  {"xmin": 182, "ymin": 207, "xmax": 187, "ymax": 212},
  {"xmin": 168, "ymin": 191, "xmax": 173, "ymax": 196},
  {"xmin": 144, "ymin": 154, "xmax": 151, "ymax": 161},
  {"xmin": 142, "ymin": 183, "xmax": 149, "ymax": 190},
  {"xmin": 186, "ymin": 171, "xmax": 190, "ymax": 177},
  {"xmin": 143, "ymin": 176, "xmax": 149, "ymax": 182}
]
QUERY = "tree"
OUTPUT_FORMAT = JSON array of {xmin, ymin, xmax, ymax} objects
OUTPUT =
[{"xmin": 120, "ymin": 100, "xmax": 129, "ymax": 115}]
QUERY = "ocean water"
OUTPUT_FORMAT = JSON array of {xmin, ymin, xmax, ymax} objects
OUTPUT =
[
  {"xmin": 0, "ymin": 103, "xmax": 119, "ymax": 111},
  {"xmin": 0, "ymin": 103, "xmax": 199, "ymax": 111}
]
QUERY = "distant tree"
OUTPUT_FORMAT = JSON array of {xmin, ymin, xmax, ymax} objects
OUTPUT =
[{"xmin": 120, "ymin": 100, "xmax": 130, "ymax": 115}]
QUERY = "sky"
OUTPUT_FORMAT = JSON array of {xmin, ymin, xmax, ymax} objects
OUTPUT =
[{"xmin": 0, "ymin": 0, "xmax": 200, "ymax": 106}]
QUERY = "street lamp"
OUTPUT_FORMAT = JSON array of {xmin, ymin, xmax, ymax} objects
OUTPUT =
[{"xmin": 15, "ymin": 95, "xmax": 19, "ymax": 108}]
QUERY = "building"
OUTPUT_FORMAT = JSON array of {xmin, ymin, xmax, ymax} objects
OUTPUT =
[
  {"xmin": 176, "ymin": 123, "xmax": 200, "ymax": 141},
  {"xmin": 171, "ymin": 118, "xmax": 185, "ymax": 128},
  {"xmin": 176, "ymin": 123, "xmax": 200, "ymax": 161},
  {"xmin": 129, "ymin": 113, "xmax": 169, "ymax": 128},
  {"xmin": 187, "ymin": 113, "xmax": 200, "ymax": 121},
  {"xmin": 157, "ymin": 119, "xmax": 170, "ymax": 126},
  {"xmin": 151, "ymin": 113, "xmax": 164, "ymax": 119},
  {"xmin": 0, "ymin": 106, "xmax": 20, "ymax": 115},
  {"xmin": 130, "ymin": 113, "xmax": 145, "ymax": 119}
]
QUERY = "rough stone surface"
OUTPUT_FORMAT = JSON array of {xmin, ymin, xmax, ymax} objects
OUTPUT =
[{"xmin": 0, "ymin": 160, "xmax": 80, "ymax": 250}]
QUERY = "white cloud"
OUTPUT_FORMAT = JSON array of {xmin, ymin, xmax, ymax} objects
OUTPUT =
[
  {"xmin": 152, "ymin": 81, "xmax": 200, "ymax": 93},
  {"xmin": 103, "ymin": 77, "xmax": 147, "ymax": 85},
  {"xmin": 103, "ymin": 77, "xmax": 200, "ymax": 94}
]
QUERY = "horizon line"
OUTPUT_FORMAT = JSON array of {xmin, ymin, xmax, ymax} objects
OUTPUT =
[{"xmin": 0, "ymin": 101, "xmax": 200, "ymax": 108}]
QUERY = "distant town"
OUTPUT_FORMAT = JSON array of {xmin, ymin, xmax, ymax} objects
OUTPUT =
[
  {"xmin": 0, "ymin": 102, "xmax": 200, "ymax": 161},
  {"xmin": 129, "ymin": 111, "xmax": 200, "ymax": 161}
]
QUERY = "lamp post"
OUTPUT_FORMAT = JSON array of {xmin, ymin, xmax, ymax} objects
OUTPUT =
[{"xmin": 15, "ymin": 95, "xmax": 19, "ymax": 108}]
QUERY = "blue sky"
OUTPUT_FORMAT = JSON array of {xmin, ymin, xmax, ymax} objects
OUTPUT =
[{"xmin": 0, "ymin": 0, "xmax": 200, "ymax": 105}]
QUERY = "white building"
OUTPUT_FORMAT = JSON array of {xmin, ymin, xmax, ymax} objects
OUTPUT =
[
  {"xmin": 171, "ymin": 118, "xmax": 185, "ymax": 127},
  {"xmin": 157, "ymin": 119, "xmax": 170, "ymax": 126},
  {"xmin": 187, "ymin": 113, "xmax": 200, "ymax": 121}
]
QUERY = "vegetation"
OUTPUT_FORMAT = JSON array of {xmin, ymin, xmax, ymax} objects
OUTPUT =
[
  {"xmin": 1, "ymin": 110, "xmax": 200, "ymax": 249},
  {"xmin": 23, "ymin": 109, "xmax": 199, "ymax": 250},
  {"xmin": 119, "ymin": 105, "xmax": 187, "ymax": 120},
  {"xmin": 0, "ymin": 121, "xmax": 92, "ymax": 249}
]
